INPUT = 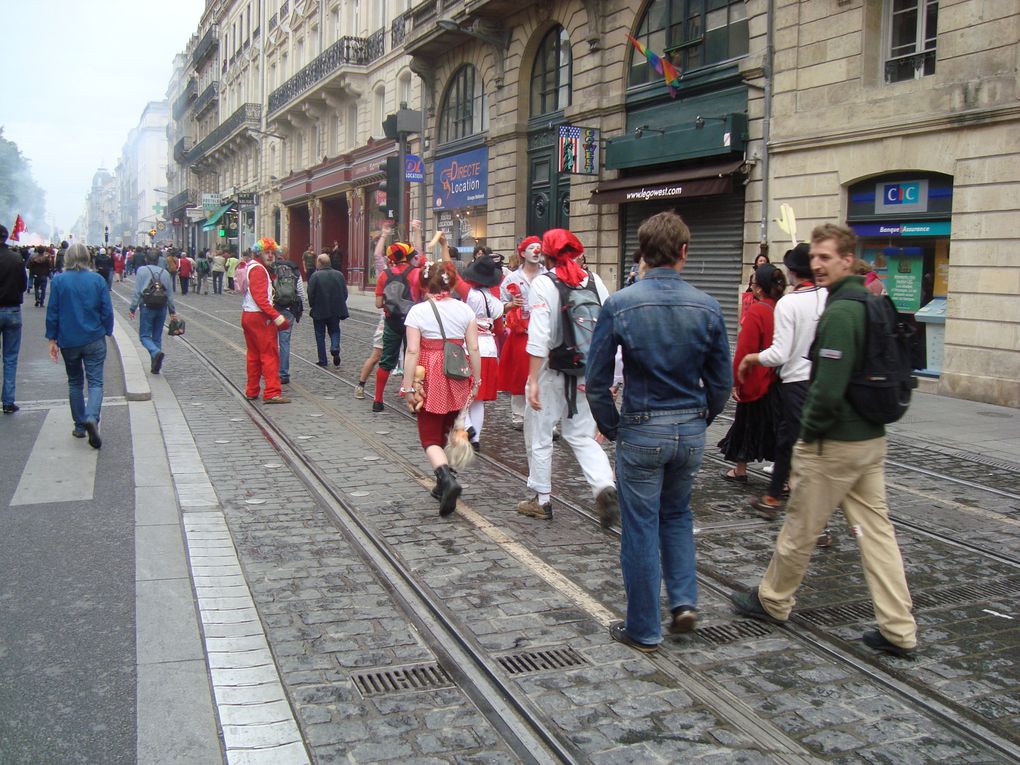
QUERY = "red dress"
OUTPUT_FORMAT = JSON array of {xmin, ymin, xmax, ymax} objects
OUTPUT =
[{"xmin": 420, "ymin": 338, "xmax": 474, "ymax": 414}]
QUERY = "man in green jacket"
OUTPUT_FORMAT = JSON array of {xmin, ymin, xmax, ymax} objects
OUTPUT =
[{"xmin": 730, "ymin": 223, "xmax": 917, "ymax": 657}]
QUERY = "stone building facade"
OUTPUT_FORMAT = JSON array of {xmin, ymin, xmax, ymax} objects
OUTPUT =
[
  {"xmin": 763, "ymin": 0, "xmax": 1019, "ymax": 406},
  {"xmin": 163, "ymin": 0, "xmax": 1019, "ymax": 407}
]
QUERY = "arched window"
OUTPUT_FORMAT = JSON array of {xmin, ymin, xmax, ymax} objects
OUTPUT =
[
  {"xmin": 439, "ymin": 66, "xmax": 488, "ymax": 143},
  {"xmin": 628, "ymin": 0, "xmax": 747, "ymax": 86},
  {"xmin": 530, "ymin": 26, "xmax": 572, "ymax": 118},
  {"xmin": 372, "ymin": 84, "xmax": 386, "ymax": 137}
]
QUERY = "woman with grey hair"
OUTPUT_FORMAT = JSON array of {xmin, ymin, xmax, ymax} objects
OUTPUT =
[{"xmin": 45, "ymin": 243, "xmax": 114, "ymax": 447}]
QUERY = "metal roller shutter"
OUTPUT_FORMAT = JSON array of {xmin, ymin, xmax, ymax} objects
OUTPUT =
[{"xmin": 623, "ymin": 190, "xmax": 745, "ymax": 340}]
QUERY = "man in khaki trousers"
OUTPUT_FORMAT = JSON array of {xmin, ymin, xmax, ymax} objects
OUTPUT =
[{"xmin": 729, "ymin": 223, "xmax": 918, "ymax": 657}]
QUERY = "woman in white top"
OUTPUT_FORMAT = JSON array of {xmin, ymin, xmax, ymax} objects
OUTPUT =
[
  {"xmin": 459, "ymin": 255, "xmax": 505, "ymax": 451},
  {"xmin": 402, "ymin": 261, "xmax": 481, "ymax": 516}
]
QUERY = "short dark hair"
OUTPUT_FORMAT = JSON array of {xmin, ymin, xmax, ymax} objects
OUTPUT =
[{"xmin": 637, "ymin": 211, "xmax": 690, "ymax": 268}]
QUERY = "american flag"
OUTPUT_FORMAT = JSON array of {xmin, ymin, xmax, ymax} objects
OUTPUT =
[{"xmin": 558, "ymin": 125, "xmax": 580, "ymax": 173}]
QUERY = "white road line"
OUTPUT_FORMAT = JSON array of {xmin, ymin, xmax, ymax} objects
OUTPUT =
[{"xmin": 10, "ymin": 407, "xmax": 98, "ymax": 506}]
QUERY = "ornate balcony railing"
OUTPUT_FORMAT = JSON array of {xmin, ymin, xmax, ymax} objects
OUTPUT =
[
  {"xmin": 189, "ymin": 103, "xmax": 262, "ymax": 162},
  {"xmin": 193, "ymin": 26, "xmax": 219, "ymax": 67},
  {"xmin": 173, "ymin": 137, "xmax": 192, "ymax": 164},
  {"xmin": 391, "ymin": 14, "xmax": 408, "ymax": 49},
  {"xmin": 366, "ymin": 28, "xmax": 385, "ymax": 62},
  {"xmin": 885, "ymin": 49, "xmax": 936, "ymax": 84},
  {"xmin": 168, "ymin": 189, "xmax": 195, "ymax": 213},
  {"xmin": 268, "ymin": 36, "xmax": 369, "ymax": 114},
  {"xmin": 172, "ymin": 77, "xmax": 197, "ymax": 120},
  {"xmin": 193, "ymin": 81, "xmax": 220, "ymax": 118}
]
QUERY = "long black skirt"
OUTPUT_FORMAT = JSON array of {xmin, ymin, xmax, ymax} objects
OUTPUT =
[{"xmin": 718, "ymin": 385, "xmax": 780, "ymax": 464}]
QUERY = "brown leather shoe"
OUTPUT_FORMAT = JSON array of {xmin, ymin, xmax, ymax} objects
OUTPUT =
[{"xmin": 264, "ymin": 395, "xmax": 291, "ymax": 404}]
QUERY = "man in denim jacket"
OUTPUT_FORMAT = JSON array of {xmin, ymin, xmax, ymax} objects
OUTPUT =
[{"xmin": 587, "ymin": 211, "xmax": 731, "ymax": 652}]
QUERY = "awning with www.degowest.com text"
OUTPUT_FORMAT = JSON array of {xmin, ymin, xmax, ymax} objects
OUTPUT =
[{"xmin": 588, "ymin": 159, "xmax": 744, "ymax": 205}]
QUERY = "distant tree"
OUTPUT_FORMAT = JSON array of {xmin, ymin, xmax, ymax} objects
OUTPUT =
[{"xmin": 0, "ymin": 127, "xmax": 47, "ymax": 231}]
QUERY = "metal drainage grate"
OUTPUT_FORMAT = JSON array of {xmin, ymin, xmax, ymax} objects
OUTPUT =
[
  {"xmin": 351, "ymin": 663, "xmax": 453, "ymax": 697},
  {"xmin": 694, "ymin": 620, "xmax": 774, "ymax": 645},
  {"xmin": 497, "ymin": 646, "xmax": 589, "ymax": 676},
  {"xmin": 797, "ymin": 601, "xmax": 875, "ymax": 627},
  {"xmin": 912, "ymin": 578, "xmax": 1020, "ymax": 610}
]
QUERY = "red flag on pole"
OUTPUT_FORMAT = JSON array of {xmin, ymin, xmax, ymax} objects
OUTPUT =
[{"xmin": 11, "ymin": 215, "xmax": 26, "ymax": 241}]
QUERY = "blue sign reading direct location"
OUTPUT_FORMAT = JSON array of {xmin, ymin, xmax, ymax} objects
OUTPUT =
[
  {"xmin": 404, "ymin": 154, "xmax": 424, "ymax": 183},
  {"xmin": 433, "ymin": 147, "xmax": 488, "ymax": 210}
]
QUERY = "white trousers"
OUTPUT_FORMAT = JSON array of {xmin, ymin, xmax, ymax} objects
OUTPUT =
[{"xmin": 524, "ymin": 367, "xmax": 614, "ymax": 497}]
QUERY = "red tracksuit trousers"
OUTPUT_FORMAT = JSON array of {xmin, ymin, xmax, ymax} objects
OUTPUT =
[{"xmin": 242, "ymin": 312, "xmax": 282, "ymax": 400}]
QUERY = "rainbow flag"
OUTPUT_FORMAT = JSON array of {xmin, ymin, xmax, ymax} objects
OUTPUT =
[{"xmin": 627, "ymin": 35, "xmax": 682, "ymax": 98}]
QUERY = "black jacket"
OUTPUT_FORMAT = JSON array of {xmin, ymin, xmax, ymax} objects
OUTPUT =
[
  {"xmin": 0, "ymin": 246, "xmax": 27, "ymax": 306},
  {"xmin": 307, "ymin": 268, "xmax": 349, "ymax": 320}
]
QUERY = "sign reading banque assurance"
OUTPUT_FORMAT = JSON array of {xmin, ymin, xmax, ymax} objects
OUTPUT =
[{"xmin": 433, "ymin": 147, "xmax": 488, "ymax": 210}]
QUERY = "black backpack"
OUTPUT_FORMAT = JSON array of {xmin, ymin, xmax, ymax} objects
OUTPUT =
[
  {"xmin": 141, "ymin": 267, "xmax": 169, "ymax": 309},
  {"xmin": 828, "ymin": 290, "xmax": 917, "ymax": 424},
  {"xmin": 546, "ymin": 272, "xmax": 602, "ymax": 417},
  {"xmin": 382, "ymin": 267, "xmax": 413, "ymax": 328}
]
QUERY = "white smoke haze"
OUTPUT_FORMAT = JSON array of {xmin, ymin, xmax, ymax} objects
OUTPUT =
[{"xmin": 1, "ymin": 0, "xmax": 204, "ymax": 232}]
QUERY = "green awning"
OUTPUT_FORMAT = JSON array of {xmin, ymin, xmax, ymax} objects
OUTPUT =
[{"xmin": 202, "ymin": 203, "xmax": 234, "ymax": 231}]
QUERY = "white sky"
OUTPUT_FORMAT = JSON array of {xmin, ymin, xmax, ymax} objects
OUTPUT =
[{"xmin": 2, "ymin": 0, "xmax": 206, "ymax": 234}]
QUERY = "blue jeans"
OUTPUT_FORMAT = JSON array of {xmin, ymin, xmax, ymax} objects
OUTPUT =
[
  {"xmin": 212, "ymin": 272, "xmax": 224, "ymax": 294},
  {"xmin": 313, "ymin": 317, "xmax": 341, "ymax": 364},
  {"xmin": 0, "ymin": 306, "xmax": 22, "ymax": 405},
  {"xmin": 616, "ymin": 409, "xmax": 706, "ymax": 644},
  {"xmin": 139, "ymin": 305, "xmax": 167, "ymax": 359},
  {"xmin": 277, "ymin": 308, "xmax": 294, "ymax": 378},
  {"xmin": 62, "ymin": 337, "xmax": 107, "ymax": 430},
  {"xmin": 34, "ymin": 277, "xmax": 48, "ymax": 305}
]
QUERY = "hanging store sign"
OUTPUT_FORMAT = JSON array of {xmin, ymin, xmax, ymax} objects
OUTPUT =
[
  {"xmin": 405, "ymin": 154, "xmax": 424, "ymax": 183},
  {"xmin": 433, "ymin": 147, "xmax": 487, "ymax": 209},
  {"xmin": 236, "ymin": 192, "xmax": 257, "ymax": 206},
  {"xmin": 558, "ymin": 125, "xmax": 600, "ymax": 175},
  {"xmin": 202, "ymin": 193, "xmax": 222, "ymax": 212}
]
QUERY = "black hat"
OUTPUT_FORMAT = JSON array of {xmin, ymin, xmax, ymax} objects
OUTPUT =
[
  {"xmin": 783, "ymin": 242, "xmax": 812, "ymax": 277},
  {"xmin": 461, "ymin": 253, "xmax": 503, "ymax": 287}
]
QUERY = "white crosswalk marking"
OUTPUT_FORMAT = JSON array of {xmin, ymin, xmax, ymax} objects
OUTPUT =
[{"xmin": 10, "ymin": 407, "xmax": 98, "ymax": 505}]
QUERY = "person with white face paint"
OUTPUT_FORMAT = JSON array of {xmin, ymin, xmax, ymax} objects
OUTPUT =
[
  {"xmin": 517, "ymin": 229, "xmax": 619, "ymax": 528},
  {"xmin": 498, "ymin": 236, "xmax": 546, "ymax": 429}
]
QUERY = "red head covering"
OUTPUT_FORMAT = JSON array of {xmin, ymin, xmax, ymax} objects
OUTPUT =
[
  {"xmin": 386, "ymin": 242, "xmax": 415, "ymax": 263},
  {"xmin": 542, "ymin": 229, "xmax": 586, "ymax": 287},
  {"xmin": 517, "ymin": 236, "xmax": 541, "ymax": 255}
]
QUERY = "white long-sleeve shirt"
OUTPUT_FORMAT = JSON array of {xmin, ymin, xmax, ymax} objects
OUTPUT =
[
  {"xmin": 526, "ymin": 271, "xmax": 610, "ymax": 360},
  {"xmin": 757, "ymin": 286, "xmax": 827, "ymax": 383}
]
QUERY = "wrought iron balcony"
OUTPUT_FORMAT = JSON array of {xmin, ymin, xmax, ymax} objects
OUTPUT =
[
  {"xmin": 885, "ymin": 49, "xmax": 936, "ymax": 84},
  {"xmin": 193, "ymin": 81, "xmax": 220, "ymax": 118},
  {"xmin": 172, "ymin": 77, "xmax": 198, "ymax": 120},
  {"xmin": 366, "ymin": 28, "xmax": 385, "ymax": 62},
  {"xmin": 391, "ymin": 13, "xmax": 407, "ymax": 49},
  {"xmin": 189, "ymin": 103, "xmax": 262, "ymax": 162},
  {"xmin": 173, "ymin": 137, "xmax": 192, "ymax": 164},
  {"xmin": 268, "ymin": 36, "xmax": 369, "ymax": 115},
  {"xmin": 193, "ymin": 26, "xmax": 219, "ymax": 68},
  {"xmin": 168, "ymin": 189, "xmax": 195, "ymax": 213}
]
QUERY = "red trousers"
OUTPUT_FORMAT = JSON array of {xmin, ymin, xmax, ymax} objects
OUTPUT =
[{"xmin": 242, "ymin": 312, "xmax": 282, "ymax": 400}]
